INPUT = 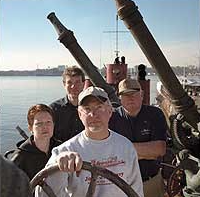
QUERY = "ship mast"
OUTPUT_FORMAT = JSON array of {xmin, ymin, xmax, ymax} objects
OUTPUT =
[
  {"xmin": 115, "ymin": 15, "xmax": 119, "ymax": 58},
  {"xmin": 103, "ymin": 14, "xmax": 128, "ymax": 60}
]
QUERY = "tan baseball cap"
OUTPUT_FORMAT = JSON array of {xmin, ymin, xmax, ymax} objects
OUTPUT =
[
  {"xmin": 78, "ymin": 86, "xmax": 109, "ymax": 105},
  {"xmin": 118, "ymin": 78, "xmax": 141, "ymax": 95}
]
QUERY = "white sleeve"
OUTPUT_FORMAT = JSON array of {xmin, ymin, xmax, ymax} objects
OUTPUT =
[
  {"xmin": 128, "ymin": 148, "xmax": 144, "ymax": 197},
  {"xmin": 35, "ymin": 171, "xmax": 70, "ymax": 197},
  {"xmin": 35, "ymin": 147, "xmax": 70, "ymax": 197}
]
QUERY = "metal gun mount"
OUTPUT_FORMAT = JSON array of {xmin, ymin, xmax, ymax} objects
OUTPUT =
[{"xmin": 112, "ymin": 1, "xmax": 200, "ymax": 196}]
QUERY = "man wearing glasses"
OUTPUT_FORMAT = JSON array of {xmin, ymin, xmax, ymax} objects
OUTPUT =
[{"xmin": 36, "ymin": 86, "xmax": 144, "ymax": 197}]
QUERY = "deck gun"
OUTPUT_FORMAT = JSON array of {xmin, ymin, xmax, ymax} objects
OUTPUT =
[
  {"xmin": 47, "ymin": 1, "xmax": 200, "ymax": 195},
  {"xmin": 47, "ymin": 12, "xmax": 120, "ymax": 105},
  {"xmin": 112, "ymin": 0, "xmax": 200, "ymax": 196}
]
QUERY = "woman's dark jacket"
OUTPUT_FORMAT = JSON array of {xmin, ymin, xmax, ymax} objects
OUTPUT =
[{"xmin": 11, "ymin": 135, "xmax": 61, "ymax": 180}]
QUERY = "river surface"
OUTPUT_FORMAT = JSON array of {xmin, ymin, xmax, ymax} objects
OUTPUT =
[{"xmin": 1, "ymin": 75, "xmax": 199, "ymax": 154}]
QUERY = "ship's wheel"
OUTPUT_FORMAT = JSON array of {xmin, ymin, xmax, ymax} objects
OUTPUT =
[{"xmin": 30, "ymin": 161, "xmax": 139, "ymax": 197}]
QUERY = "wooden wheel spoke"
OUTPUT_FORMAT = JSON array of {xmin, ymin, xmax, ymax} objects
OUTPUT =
[
  {"xmin": 30, "ymin": 161, "xmax": 139, "ymax": 197},
  {"xmin": 85, "ymin": 171, "xmax": 98, "ymax": 197}
]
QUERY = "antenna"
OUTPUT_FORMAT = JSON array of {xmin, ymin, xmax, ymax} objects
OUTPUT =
[
  {"xmin": 115, "ymin": 15, "xmax": 119, "ymax": 58},
  {"xmin": 103, "ymin": 14, "xmax": 128, "ymax": 59}
]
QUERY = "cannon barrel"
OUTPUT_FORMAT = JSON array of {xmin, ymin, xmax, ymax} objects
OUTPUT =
[
  {"xmin": 47, "ymin": 12, "xmax": 119, "ymax": 104},
  {"xmin": 113, "ymin": 0, "xmax": 200, "ymax": 130}
]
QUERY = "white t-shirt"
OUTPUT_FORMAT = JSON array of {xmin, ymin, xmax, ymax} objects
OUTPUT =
[{"xmin": 35, "ymin": 130, "xmax": 144, "ymax": 197}]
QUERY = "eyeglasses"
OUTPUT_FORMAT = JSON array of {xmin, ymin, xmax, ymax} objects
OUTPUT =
[{"xmin": 79, "ymin": 105, "xmax": 106, "ymax": 115}]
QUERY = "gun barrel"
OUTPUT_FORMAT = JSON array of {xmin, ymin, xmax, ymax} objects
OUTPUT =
[
  {"xmin": 47, "ymin": 12, "xmax": 119, "ymax": 104},
  {"xmin": 113, "ymin": 0, "xmax": 200, "ymax": 129}
]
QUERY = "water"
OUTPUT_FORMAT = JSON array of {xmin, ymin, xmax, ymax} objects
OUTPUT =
[
  {"xmin": 1, "ymin": 76, "xmax": 65, "ymax": 153},
  {"xmin": 1, "ymin": 75, "xmax": 198, "ymax": 154}
]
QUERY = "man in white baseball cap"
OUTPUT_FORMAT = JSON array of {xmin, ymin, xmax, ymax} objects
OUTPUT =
[
  {"xmin": 78, "ymin": 86, "xmax": 110, "ymax": 105},
  {"xmin": 36, "ymin": 86, "xmax": 144, "ymax": 197}
]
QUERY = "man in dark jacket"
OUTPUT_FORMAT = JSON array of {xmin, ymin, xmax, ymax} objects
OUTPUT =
[{"xmin": 50, "ymin": 66, "xmax": 85, "ymax": 142}]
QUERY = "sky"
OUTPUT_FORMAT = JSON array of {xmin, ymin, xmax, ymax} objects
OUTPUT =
[{"xmin": 1, "ymin": 0, "xmax": 200, "ymax": 71}]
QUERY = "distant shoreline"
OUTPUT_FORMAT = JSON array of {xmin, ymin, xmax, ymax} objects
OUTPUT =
[
  {"xmin": 0, "ymin": 66, "xmax": 200, "ymax": 76},
  {"xmin": 0, "ymin": 69, "xmax": 63, "ymax": 76}
]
